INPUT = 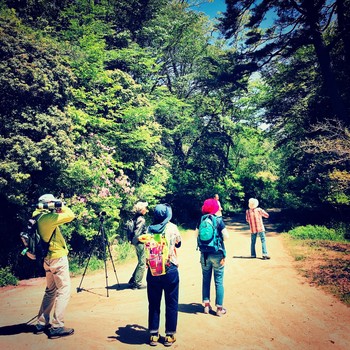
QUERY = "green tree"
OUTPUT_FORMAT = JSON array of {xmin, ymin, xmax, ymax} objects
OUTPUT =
[
  {"xmin": 219, "ymin": 0, "xmax": 349, "ymax": 123},
  {"xmin": 0, "ymin": 10, "xmax": 75, "ymax": 276}
]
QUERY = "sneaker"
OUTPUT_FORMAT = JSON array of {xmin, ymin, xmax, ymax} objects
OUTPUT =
[
  {"xmin": 48, "ymin": 327, "xmax": 74, "ymax": 339},
  {"xmin": 164, "ymin": 334, "xmax": 176, "ymax": 347},
  {"xmin": 33, "ymin": 323, "xmax": 50, "ymax": 334},
  {"xmin": 204, "ymin": 303, "xmax": 212, "ymax": 314},
  {"xmin": 251, "ymin": 255, "xmax": 256, "ymax": 259},
  {"xmin": 149, "ymin": 333, "xmax": 159, "ymax": 346},
  {"xmin": 216, "ymin": 307, "xmax": 227, "ymax": 317},
  {"xmin": 262, "ymin": 255, "xmax": 271, "ymax": 260}
]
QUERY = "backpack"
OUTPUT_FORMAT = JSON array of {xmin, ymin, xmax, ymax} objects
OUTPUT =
[
  {"xmin": 144, "ymin": 231, "xmax": 170, "ymax": 276},
  {"xmin": 197, "ymin": 214, "xmax": 221, "ymax": 254},
  {"xmin": 125, "ymin": 218, "xmax": 135, "ymax": 243},
  {"xmin": 20, "ymin": 213, "xmax": 55, "ymax": 266}
]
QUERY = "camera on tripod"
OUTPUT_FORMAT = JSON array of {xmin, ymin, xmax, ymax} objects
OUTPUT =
[{"xmin": 37, "ymin": 201, "xmax": 64, "ymax": 210}]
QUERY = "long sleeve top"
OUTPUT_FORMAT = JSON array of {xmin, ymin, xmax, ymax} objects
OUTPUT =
[
  {"xmin": 246, "ymin": 207, "xmax": 269, "ymax": 234},
  {"xmin": 33, "ymin": 206, "xmax": 75, "ymax": 259},
  {"xmin": 131, "ymin": 214, "xmax": 147, "ymax": 245}
]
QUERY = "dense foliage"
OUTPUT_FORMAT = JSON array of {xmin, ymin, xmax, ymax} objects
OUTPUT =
[{"xmin": 0, "ymin": 0, "xmax": 349, "ymax": 279}]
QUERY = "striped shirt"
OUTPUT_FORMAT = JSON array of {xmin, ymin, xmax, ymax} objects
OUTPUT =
[{"xmin": 246, "ymin": 207, "xmax": 269, "ymax": 234}]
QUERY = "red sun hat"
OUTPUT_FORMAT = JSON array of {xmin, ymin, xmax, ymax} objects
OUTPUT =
[{"xmin": 201, "ymin": 198, "xmax": 219, "ymax": 215}]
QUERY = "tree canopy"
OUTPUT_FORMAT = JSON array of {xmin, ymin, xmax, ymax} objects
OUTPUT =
[{"xmin": 0, "ymin": 0, "xmax": 349, "ymax": 278}]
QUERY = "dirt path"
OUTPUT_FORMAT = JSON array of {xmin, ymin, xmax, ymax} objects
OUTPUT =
[{"xmin": 1, "ymin": 214, "xmax": 350, "ymax": 350}]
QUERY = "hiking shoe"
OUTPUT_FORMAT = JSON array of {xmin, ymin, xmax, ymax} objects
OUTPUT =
[
  {"xmin": 149, "ymin": 333, "xmax": 159, "ymax": 346},
  {"xmin": 48, "ymin": 327, "xmax": 74, "ymax": 339},
  {"xmin": 216, "ymin": 307, "xmax": 227, "ymax": 317},
  {"xmin": 204, "ymin": 304, "xmax": 212, "ymax": 314},
  {"xmin": 251, "ymin": 255, "xmax": 256, "ymax": 258},
  {"xmin": 33, "ymin": 323, "xmax": 50, "ymax": 334},
  {"xmin": 262, "ymin": 255, "xmax": 271, "ymax": 260},
  {"xmin": 164, "ymin": 334, "xmax": 176, "ymax": 347}
]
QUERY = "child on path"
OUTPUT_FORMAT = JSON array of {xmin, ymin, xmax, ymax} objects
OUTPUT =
[{"xmin": 246, "ymin": 198, "xmax": 270, "ymax": 260}]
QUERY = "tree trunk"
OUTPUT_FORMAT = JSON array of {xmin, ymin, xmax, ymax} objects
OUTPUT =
[{"xmin": 305, "ymin": 3, "xmax": 349, "ymax": 122}]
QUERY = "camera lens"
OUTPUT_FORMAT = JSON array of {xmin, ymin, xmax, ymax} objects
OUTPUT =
[{"xmin": 37, "ymin": 201, "xmax": 63, "ymax": 209}]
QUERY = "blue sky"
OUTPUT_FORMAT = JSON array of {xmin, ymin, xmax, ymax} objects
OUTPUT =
[
  {"xmin": 194, "ymin": 0, "xmax": 275, "ymax": 27},
  {"xmin": 196, "ymin": 0, "xmax": 227, "ymax": 20}
]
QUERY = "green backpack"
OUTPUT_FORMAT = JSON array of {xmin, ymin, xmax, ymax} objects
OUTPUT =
[{"xmin": 197, "ymin": 214, "xmax": 220, "ymax": 254}]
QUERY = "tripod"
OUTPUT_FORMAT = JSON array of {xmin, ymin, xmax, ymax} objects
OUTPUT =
[{"xmin": 77, "ymin": 212, "xmax": 120, "ymax": 297}]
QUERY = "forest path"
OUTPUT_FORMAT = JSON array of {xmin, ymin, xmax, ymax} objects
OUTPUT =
[{"xmin": 1, "ymin": 212, "xmax": 350, "ymax": 350}]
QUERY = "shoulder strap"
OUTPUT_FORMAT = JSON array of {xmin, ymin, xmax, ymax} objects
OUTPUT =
[{"xmin": 36, "ymin": 213, "xmax": 56, "ymax": 243}]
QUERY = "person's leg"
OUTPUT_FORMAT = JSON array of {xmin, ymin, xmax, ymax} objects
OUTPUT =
[
  {"xmin": 259, "ymin": 231, "xmax": 269, "ymax": 257},
  {"xmin": 134, "ymin": 243, "xmax": 146, "ymax": 286},
  {"xmin": 212, "ymin": 255, "xmax": 225, "ymax": 307},
  {"xmin": 146, "ymin": 270, "xmax": 163, "ymax": 335},
  {"xmin": 251, "ymin": 233, "xmax": 257, "ymax": 257},
  {"xmin": 164, "ymin": 265, "xmax": 179, "ymax": 335},
  {"xmin": 200, "ymin": 253, "xmax": 212, "ymax": 304},
  {"xmin": 50, "ymin": 256, "xmax": 71, "ymax": 329},
  {"xmin": 37, "ymin": 261, "xmax": 57, "ymax": 326}
]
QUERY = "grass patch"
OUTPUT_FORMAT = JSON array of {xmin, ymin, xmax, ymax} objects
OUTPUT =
[
  {"xmin": 288, "ymin": 225, "xmax": 345, "ymax": 241},
  {"xmin": 69, "ymin": 240, "xmax": 136, "ymax": 276},
  {"xmin": 283, "ymin": 234, "xmax": 350, "ymax": 306},
  {"xmin": 0, "ymin": 267, "xmax": 18, "ymax": 287}
]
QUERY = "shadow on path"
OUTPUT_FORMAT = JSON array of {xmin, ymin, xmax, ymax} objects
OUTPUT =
[
  {"xmin": 178, "ymin": 303, "xmax": 203, "ymax": 314},
  {"xmin": 0, "ymin": 316, "xmax": 37, "ymax": 336},
  {"xmin": 109, "ymin": 324, "xmax": 148, "ymax": 345}
]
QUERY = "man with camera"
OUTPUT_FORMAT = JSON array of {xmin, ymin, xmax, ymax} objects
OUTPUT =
[{"xmin": 33, "ymin": 193, "xmax": 75, "ymax": 339}]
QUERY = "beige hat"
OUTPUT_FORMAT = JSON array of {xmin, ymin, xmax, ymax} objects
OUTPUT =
[
  {"xmin": 38, "ymin": 194, "xmax": 60, "ymax": 203},
  {"xmin": 133, "ymin": 201, "xmax": 148, "ymax": 213},
  {"xmin": 248, "ymin": 198, "xmax": 259, "ymax": 209}
]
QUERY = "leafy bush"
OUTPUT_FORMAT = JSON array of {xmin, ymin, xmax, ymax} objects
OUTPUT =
[
  {"xmin": 288, "ymin": 225, "xmax": 345, "ymax": 241},
  {"xmin": 0, "ymin": 267, "xmax": 18, "ymax": 287}
]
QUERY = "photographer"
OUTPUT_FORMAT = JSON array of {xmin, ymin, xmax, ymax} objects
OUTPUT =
[{"xmin": 33, "ymin": 194, "xmax": 75, "ymax": 339}]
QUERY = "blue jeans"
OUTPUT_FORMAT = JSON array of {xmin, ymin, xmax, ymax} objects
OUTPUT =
[
  {"xmin": 251, "ymin": 231, "xmax": 268, "ymax": 257},
  {"xmin": 200, "ymin": 253, "xmax": 224, "ymax": 307},
  {"xmin": 146, "ymin": 264, "xmax": 179, "ymax": 335}
]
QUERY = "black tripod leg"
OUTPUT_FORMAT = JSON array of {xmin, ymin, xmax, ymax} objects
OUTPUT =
[
  {"xmin": 77, "ymin": 244, "xmax": 95, "ymax": 293},
  {"xmin": 103, "ymin": 251, "xmax": 109, "ymax": 297},
  {"xmin": 100, "ymin": 224, "xmax": 111, "ymax": 297},
  {"xmin": 106, "ymin": 241, "xmax": 120, "ymax": 289}
]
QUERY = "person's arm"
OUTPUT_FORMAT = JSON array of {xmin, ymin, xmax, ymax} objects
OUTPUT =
[
  {"xmin": 134, "ymin": 216, "xmax": 146, "ymax": 238},
  {"xmin": 174, "ymin": 224, "xmax": 182, "ymax": 248},
  {"xmin": 55, "ymin": 206, "xmax": 75, "ymax": 225},
  {"xmin": 221, "ymin": 227, "xmax": 229, "ymax": 240},
  {"xmin": 260, "ymin": 208, "xmax": 269, "ymax": 218}
]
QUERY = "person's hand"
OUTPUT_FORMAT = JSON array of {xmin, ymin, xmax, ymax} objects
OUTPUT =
[{"xmin": 220, "ymin": 258, "xmax": 225, "ymax": 266}]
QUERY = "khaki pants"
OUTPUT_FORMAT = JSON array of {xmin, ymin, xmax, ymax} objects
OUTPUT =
[{"xmin": 37, "ymin": 256, "xmax": 71, "ymax": 328}]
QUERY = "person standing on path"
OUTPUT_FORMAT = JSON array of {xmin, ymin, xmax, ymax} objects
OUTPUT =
[
  {"xmin": 213, "ymin": 194, "xmax": 223, "ymax": 217},
  {"xmin": 197, "ymin": 198, "xmax": 229, "ymax": 317},
  {"xmin": 246, "ymin": 198, "xmax": 270, "ymax": 260},
  {"xmin": 141, "ymin": 203, "xmax": 182, "ymax": 347},
  {"xmin": 33, "ymin": 194, "xmax": 75, "ymax": 339},
  {"xmin": 128, "ymin": 201, "xmax": 149, "ymax": 290}
]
